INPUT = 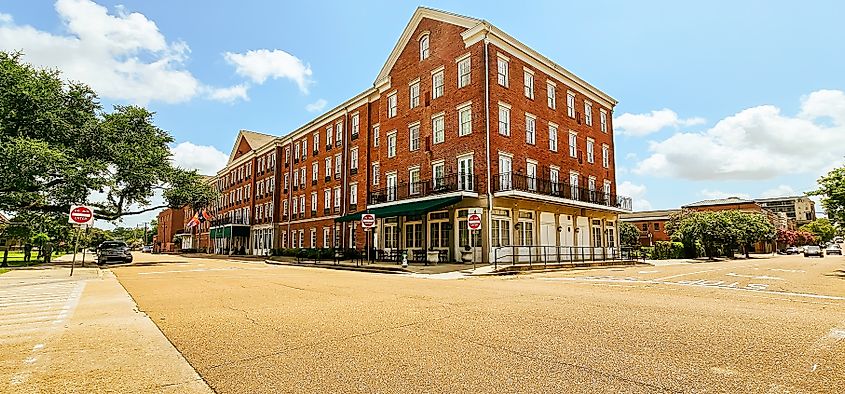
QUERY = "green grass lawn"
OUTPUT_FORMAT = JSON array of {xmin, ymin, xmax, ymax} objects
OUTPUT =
[
  {"xmin": 0, "ymin": 269, "xmax": 8, "ymax": 275},
  {"xmin": 1, "ymin": 250, "xmax": 66, "ymax": 267}
]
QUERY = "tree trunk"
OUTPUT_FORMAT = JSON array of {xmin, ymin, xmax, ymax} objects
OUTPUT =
[{"xmin": 1, "ymin": 249, "xmax": 8, "ymax": 267}]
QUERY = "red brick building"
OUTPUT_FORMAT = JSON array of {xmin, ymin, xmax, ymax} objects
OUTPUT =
[
  {"xmin": 682, "ymin": 197, "xmax": 781, "ymax": 253},
  {"xmin": 206, "ymin": 7, "xmax": 631, "ymax": 262},
  {"xmin": 619, "ymin": 210, "xmax": 680, "ymax": 246},
  {"xmin": 156, "ymin": 207, "xmax": 184, "ymax": 253}
]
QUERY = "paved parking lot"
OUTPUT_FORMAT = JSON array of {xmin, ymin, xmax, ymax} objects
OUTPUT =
[{"xmin": 112, "ymin": 252, "xmax": 845, "ymax": 393}]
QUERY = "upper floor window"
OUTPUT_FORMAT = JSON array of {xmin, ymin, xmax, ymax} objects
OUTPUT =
[
  {"xmin": 569, "ymin": 132, "xmax": 577, "ymax": 158},
  {"xmin": 372, "ymin": 162, "xmax": 380, "ymax": 185},
  {"xmin": 432, "ymin": 113, "xmax": 445, "ymax": 144},
  {"xmin": 600, "ymin": 109, "xmax": 608, "ymax": 133},
  {"xmin": 313, "ymin": 133, "xmax": 319, "ymax": 151},
  {"xmin": 350, "ymin": 147, "xmax": 359, "ymax": 170},
  {"xmin": 497, "ymin": 56, "xmax": 509, "ymax": 87},
  {"xmin": 523, "ymin": 69, "xmax": 534, "ymax": 99},
  {"xmin": 586, "ymin": 138, "xmax": 595, "ymax": 163},
  {"xmin": 584, "ymin": 101, "xmax": 593, "ymax": 126},
  {"xmin": 457, "ymin": 55, "xmax": 471, "ymax": 88},
  {"xmin": 525, "ymin": 114, "xmax": 536, "ymax": 145},
  {"xmin": 409, "ymin": 80, "xmax": 420, "ymax": 108},
  {"xmin": 335, "ymin": 122, "xmax": 343, "ymax": 143},
  {"xmin": 567, "ymin": 92, "xmax": 576, "ymax": 118},
  {"xmin": 458, "ymin": 104, "xmax": 472, "ymax": 136},
  {"xmin": 419, "ymin": 34, "xmax": 430, "ymax": 60},
  {"xmin": 602, "ymin": 144, "xmax": 610, "ymax": 168},
  {"xmin": 373, "ymin": 125, "xmax": 380, "ymax": 147},
  {"xmin": 409, "ymin": 123, "xmax": 420, "ymax": 151},
  {"xmin": 312, "ymin": 162, "xmax": 319, "ymax": 181},
  {"xmin": 432, "ymin": 68, "xmax": 444, "ymax": 99},
  {"xmin": 387, "ymin": 92, "xmax": 397, "ymax": 118},
  {"xmin": 498, "ymin": 104, "xmax": 510, "ymax": 136},
  {"xmin": 547, "ymin": 82, "xmax": 556, "ymax": 109},
  {"xmin": 549, "ymin": 124, "xmax": 558, "ymax": 152},
  {"xmin": 351, "ymin": 113, "xmax": 359, "ymax": 137},
  {"xmin": 387, "ymin": 131, "xmax": 397, "ymax": 158}
]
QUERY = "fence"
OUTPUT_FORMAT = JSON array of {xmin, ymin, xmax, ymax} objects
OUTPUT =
[{"xmin": 492, "ymin": 245, "xmax": 644, "ymax": 269}]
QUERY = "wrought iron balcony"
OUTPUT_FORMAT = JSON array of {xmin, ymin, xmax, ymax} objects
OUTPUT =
[
  {"xmin": 368, "ymin": 172, "xmax": 477, "ymax": 205},
  {"xmin": 492, "ymin": 172, "xmax": 632, "ymax": 211}
]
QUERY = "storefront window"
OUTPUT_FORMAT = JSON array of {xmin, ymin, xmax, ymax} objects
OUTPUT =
[{"xmin": 404, "ymin": 223, "xmax": 423, "ymax": 248}]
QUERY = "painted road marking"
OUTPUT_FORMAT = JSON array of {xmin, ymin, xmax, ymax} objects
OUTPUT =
[
  {"xmin": 539, "ymin": 276, "xmax": 845, "ymax": 301},
  {"xmin": 726, "ymin": 272, "xmax": 784, "ymax": 281},
  {"xmin": 653, "ymin": 268, "xmax": 725, "ymax": 281},
  {"xmin": 638, "ymin": 270, "xmax": 659, "ymax": 274},
  {"xmin": 769, "ymin": 268, "xmax": 805, "ymax": 273}
]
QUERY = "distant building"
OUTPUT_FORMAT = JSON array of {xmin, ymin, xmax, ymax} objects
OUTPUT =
[
  {"xmin": 619, "ymin": 209, "xmax": 680, "ymax": 246},
  {"xmin": 156, "ymin": 208, "xmax": 184, "ymax": 253},
  {"xmin": 682, "ymin": 197, "xmax": 781, "ymax": 253},
  {"xmin": 753, "ymin": 196, "xmax": 816, "ymax": 227}
]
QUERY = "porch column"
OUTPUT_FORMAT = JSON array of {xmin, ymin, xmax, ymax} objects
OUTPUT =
[{"xmin": 554, "ymin": 213, "xmax": 561, "ymax": 263}]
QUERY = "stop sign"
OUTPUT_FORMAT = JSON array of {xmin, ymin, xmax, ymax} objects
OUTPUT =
[
  {"xmin": 467, "ymin": 213, "xmax": 482, "ymax": 230},
  {"xmin": 361, "ymin": 213, "xmax": 377, "ymax": 229},
  {"xmin": 68, "ymin": 205, "xmax": 94, "ymax": 225}
]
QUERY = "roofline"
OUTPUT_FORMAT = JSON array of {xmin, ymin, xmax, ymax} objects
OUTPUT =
[{"xmin": 278, "ymin": 87, "xmax": 377, "ymax": 144}]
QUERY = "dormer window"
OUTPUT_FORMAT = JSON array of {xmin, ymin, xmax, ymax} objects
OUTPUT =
[{"xmin": 419, "ymin": 34, "xmax": 430, "ymax": 60}]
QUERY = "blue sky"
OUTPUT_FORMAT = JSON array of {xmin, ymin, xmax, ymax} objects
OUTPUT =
[{"xmin": 2, "ymin": 0, "xmax": 843, "ymax": 226}]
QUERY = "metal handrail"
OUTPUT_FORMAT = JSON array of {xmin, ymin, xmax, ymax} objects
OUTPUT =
[
  {"xmin": 368, "ymin": 172, "xmax": 477, "ymax": 205},
  {"xmin": 492, "ymin": 245, "xmax": 644, "ymax": 269},
  {"xmin": 493, "ymin": 172, "xmax": 632, "ymax": 211}
]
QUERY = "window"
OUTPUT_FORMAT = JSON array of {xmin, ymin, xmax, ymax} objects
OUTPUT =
[
  {"xmin": 604, "ymin": 180, "xmax": 612, "ymax": 205},
  {"xmin": 294, "ymin": 142, "xmax": 300, "ymax": 162},
  {"xmin": 526, "ymin": 160, "xmax": 537, "ymax": 191},
  {"xmin": 457, "ymin": 56, "xmax": 471, "ymax": 88},
  {"xmin": 334, "ymin": 154, "xmax": 341, "ymax": 176},
  {"xmin": 586, "ymin": 138, "xmax": 595, "ymax": 163},
  {"xmin": 350, "ymin": 183, "xmax": 358, "ymax": 205},
  {"xmin": 516, "ymin": 213, "xmax": 535, "ymax": 246},
  {"xmin": 283, "ymin": 200, "xmax": 288, "ymax": 216},
  {"xmin": 547, "ymin": 82, "xmax": 556, "ymax": 109},
  {"xmin": 300, "ymin": 195, "xmax": 305, "ymax": 214},
  {"xmin": 313, "ymin": 133, "xmax": 319, "ymax": 152},
  {"xmin": 292, "ymin": 196, "xmax": 298, "ymax": 215},
  {"xmin": 567, "ymin": 92, "xmax": 576, "ymax": 118},
  {"xmin": 432, "ymin": 161, "xmax": 445, "ymax": 189},
  {"xmin": 284, "ymin": 147, "xmax": 290, "ymax": 165},
  {"xmin": 429, "ymin": 213, "xmax": 451, "ymax": 248},
  {"xmin": 419, "ymin": 34, "xmax": 429, "ymax": 60},
  {"xmin": 525, "ymin": 114, "xmax": 536, "ymax": 145},
  {"xmin": 409, "ymin": 167, "xmax": 421, "ymax": 195},
  {"xmin": 284, "ymin": 174, "xmax": 289, "ymax": 190},
  {"xmin": 324, "ymin": 189, "xmax": 331, "ymax": 209},
  {"xmin": 404, "ymin": 223, "xmax": 423, "ymax": 249},
  {"xmin": 642, "ymin": 223, "xmax": 648, "ymax": 231},
  {"xmin": 350, "ymin": 147, "xmax": 359, "ymax": 170},
  {"xmin": 654, "ymin": 222, "xmax": 660, "ymax": 231},
  {"xmin": 550, "ymin": 167, "xmax": 560, "ymax": 195},
  {"xmin": 384, "ymin": 223, "xmax": 398, "ymax": 249},
  {"xmin": 335, "ymin": 122, "xmax": 343, "ymax": 144},
  {"xmin": 523, "ymin": 69, "xmax": 534, "ymax": 99},
  {"xmin": 373, "ymin": 125, "xmax": 380, "ymax": 147},
  {"xmin": 386, "ymin": 172, "xmax": 397, "ymax": 201},
  {"xmin": 298, "ymin": 229, "xmax": 304, "ymax": 248},
  {"xmin": 569, "ymin": 132, "xmax": 577, "ymax": 158},
  {"xmin": 311, "ymin": 192, "xmax": 317, "ymax": 212},
  {"xmin": 490, "ymin": 211, "xmax": 511, "ymax": 247},
  {"xmin": 498, "ymin": 104, "xmax": 510, "ymax": 136},
  {"xmin": 351, "ymin": 113, "xmax": 359, "ymax": 137},
  {"xmin": 310, "ymin": 228, "xmax": 317, "ymax": 248},
  {"xmin": 497, "ymin": 56, "xmax": 509, "ymax": 87},
  {"xmin": 570, "ymin": 172, "xmax": 579, "ymax": 200},
  {"xmin": 458, "ymin": 104, "xmax": 472, "ymax": 136},
  {"xmin": 372, "ymin": 162, "xmax": 380, "ymax": 185},
  {"xmin": 588, "ymin": 177, "xmax": 596, "ymax": 199},
  {"xmin": 387, "ymin": 92, "xmax": 397, "ymax": 118},
  {"xmin": 387, "ymin": 131, "xmax": 397, "ymax": 158},
  {"xmin": 458, "ymin": 155, "xmax": 473, "ymax": 191},
  {"xmin": 409, "ymin": 123, "xmax": 420, "ymax": 151},
  {"xmin": 432, "ymin": 113, "xmax": 445, "ymax": 144},
  {"xmin": 312, "ymin": 162, "xmax": 318, "ymax": 181},
  {"xmin": 549, "ymin": 124, "xmax": 558, "ymax": 152},
  {"xmin": 325, "ymin": 127, "xmax": 332, "ymax": 148},
  {"xmin": 584, "ymin": 101, "xmax": 593, "ymax": 126},
  {"xmin": 498, "ymin": 154, "xmax": 512, "ymax": 190},
  {"xmin": 458, "ymin": 210, "xmax": 482, "ymax": 248},
  {"xmin": 600, "ymin": 110, "xmax": 608, "ymax": 133},
  {"xmin": 324, "ymin": 157, "xmax": 331, "ymax": 177},
  {"xmin": 300, "ymin": 168, "xmax": 306, "ymax": 187},
  {"xmin": 409, "ymin": 81, "xmax": 420, "ymax": 108},
  {"xmin": 323, "ymin": 227, "xmax": 330, "ymax": 247},
  {"xmin": 333, "ymin": 186, "xmax": 341, "ymax": 208},
  {"xmin": 432, "ymin": 68, "xmax": 444, "ymax": 99},
  {"xmin": 602, "ymin": 145, "xmax": 609, "ymax": 168}
]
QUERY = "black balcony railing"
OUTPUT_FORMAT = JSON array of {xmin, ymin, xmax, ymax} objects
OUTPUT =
[
  {"xmin": 492, "ymin": 172, "xmax": 632, "ymax": 211},
  {"xmin": 210, "ymin": 216, "xmax": 250, "ymax": 227},
  {"xmin": 368, "ymin": 172, "xmax": 477, "ymax": 205}
]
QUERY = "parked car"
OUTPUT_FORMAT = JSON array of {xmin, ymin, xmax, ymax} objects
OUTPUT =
[
  {"xmin": 826, "ymin": 244, "xmax": 842, "ymax": 256},
  {"xmin": 97, "ymin": 241, "xmax": 133, "ymax": 264},
  {"xmin": 804, "ymin": 245, "xmax": 823, "ymax": 258},
  {"xmin": 784, "ymin": 246, "xmax": 800, "ymax": 255},
  {"xmin": 141, "ymin": 245, "xmax": 153, "ymax": 253}
]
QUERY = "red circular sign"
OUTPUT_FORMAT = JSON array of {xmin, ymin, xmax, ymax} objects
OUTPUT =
[
  {"xmin": 467, "ymin": 213, "xmax": 482, "ymax": 230},
  {"xmin": 69, "ymin": 206, "xmax": 93, "ymax": 224},
  {"xmin": 361, "ymin": 214, "xmax": 376, "ymax": 228}
]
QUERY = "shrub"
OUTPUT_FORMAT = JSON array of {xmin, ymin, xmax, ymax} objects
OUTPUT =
[{"xmin": 648, "ymin": 241, "xmax": 685, "ymax": 260}]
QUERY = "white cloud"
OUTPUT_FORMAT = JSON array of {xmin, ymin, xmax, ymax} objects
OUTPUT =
[
  {"xmin": 170, "ymin": 142, "xmax": 228, "ymax": 176},
  {"xmin": 0, "ymin": 12, "xmax": 13, "ymax": 23},
  {"xmin": 207, "ymin": 83, "xmax": 249, "ymax": 103},
  {"xmin": 223, "ymin": 49, "xmax": 312, "ymax": 93},
  {"xmin": 634, "ymin": 90, "xmax": 845, "ymax": 180},
  {"xmin": 618, "ymin": 181, "xmax": 652, "ymax": 211},
  {"xmin": 759, "ymin": 185, "xmax": 797, "ymax": 198},
  {"xmin": 305, "ymin": 98, "xmax": 327, "ymax": 112},
  {"xmin": 614, "ymin": 108, "xmax": 705, "ymax": 136},
  {"xmin": 699, "ymin": 189, "xmax": 750, "ymax": 200},
  {"xmin": 0, "ymin": 0, "xmax": 203, "ymax": 104}
]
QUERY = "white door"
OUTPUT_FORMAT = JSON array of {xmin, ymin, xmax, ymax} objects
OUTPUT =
[
  {"xmin": 458, "ymin": 156, "xmax": 473, "ymax": 191},
  {"xmin": 499, "ymin": 155, "xmax": 512, "ymax": 190}
]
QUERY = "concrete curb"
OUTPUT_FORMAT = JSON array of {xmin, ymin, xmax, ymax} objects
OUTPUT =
[
  {"xmin": 263, "ymin": 259, "xmax": 410, "ymax": 274},
  {"xmin": 481, "ymin": 261, "xmax": 651, "ymax": 276}
]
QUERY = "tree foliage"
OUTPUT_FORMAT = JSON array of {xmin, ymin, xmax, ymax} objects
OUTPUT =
[
  {"xmin": 809, "ymin": 166, "xmax": 845, "ymax": 228},
  {"xmin": 0, "ymin": 51, "xmax": 215, "ymax": 222},
  {"xmin": 799, "ymin": 218, "xmax": 836, "ymax": 243},
  {"xmin": 619, "ymin": 222, "xmax": 641, "ymax": 247},
  {"xmin": 667, "ymin": 210, "xmax": 776, "ymax": 259},
  {"xmin": 776, "ymin": 228, "xmax": 816, "ymax": 246}
]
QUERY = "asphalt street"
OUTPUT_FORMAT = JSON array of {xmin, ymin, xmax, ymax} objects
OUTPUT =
[{"xmin": 112, "ymin": 252, "xmax": 845, "ymax": 393}]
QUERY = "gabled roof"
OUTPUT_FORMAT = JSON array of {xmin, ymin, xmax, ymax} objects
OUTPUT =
[
  {"xmin": 683, "ymin": 197, "xmax": 756, "ymax": 208},
  {"xmin": 227, "ymin": 129, "xmax": 275, "ymax": 164}
]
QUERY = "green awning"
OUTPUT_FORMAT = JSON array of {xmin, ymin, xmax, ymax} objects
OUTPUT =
[{"xmin": 336, "ymin": 196, "xmax": 462, "ymax": 222}]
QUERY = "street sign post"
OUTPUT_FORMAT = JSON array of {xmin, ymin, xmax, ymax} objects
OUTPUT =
[
  {"xmin": 467, "ymin": 211, "xmax": 482, "ymax": 269},
  {"xmin": 361, "ymin": 213, "xmax": 377, "ymax": 229},
  {"xmin": 68, "ymin": 205, "xmax": 94, "ymax": 276}
]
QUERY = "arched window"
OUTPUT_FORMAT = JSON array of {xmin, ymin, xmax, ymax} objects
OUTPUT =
[{"xmin": 419, "ymin": 34, "xmax": 429, "ymax": 60}]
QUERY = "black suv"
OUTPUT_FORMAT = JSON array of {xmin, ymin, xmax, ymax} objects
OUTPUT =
[{"xmin": 97, "ymin": 241, "xmax": 133, "ymax": 265}]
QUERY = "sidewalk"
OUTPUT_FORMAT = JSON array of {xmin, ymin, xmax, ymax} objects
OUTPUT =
[{"xmin": 0, "ymin": 267, "xmax": 211, "ymax": 393}]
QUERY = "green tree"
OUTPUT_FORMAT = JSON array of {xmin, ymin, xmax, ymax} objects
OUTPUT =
[
  {"xmin": 809, "ymin": 166, "xmax": 845, "ymax": 227},
  {"xmin": 0, "ymin": 51, "xmax": 214, "ymax": 223},
  {"xmin": 667, "ymin": 211, "xmax": 735, "ymax": 260},
  {"xmin": 619, "ymin": 222, "xmax": 641, "ymax": 247},
  {"xmin": 800, "ymin": 218, "xmax": 836, "ymax": 244},
  {"xmin": 725, "ymin": 211, "xmax": 776, "ymax": 258}
]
